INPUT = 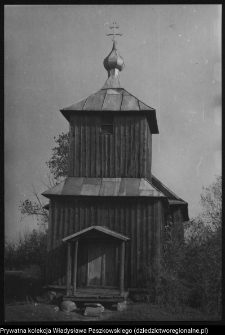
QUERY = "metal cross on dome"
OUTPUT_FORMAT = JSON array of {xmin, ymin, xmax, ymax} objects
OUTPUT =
[{"xmin": 106, "ymin": 21, "xmax": 122, "ymax": 43}]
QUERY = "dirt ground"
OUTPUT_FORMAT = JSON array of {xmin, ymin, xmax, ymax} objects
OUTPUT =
[{"xmin": 4, "ymin": 300, "xmax": 220, "ymax": 323}]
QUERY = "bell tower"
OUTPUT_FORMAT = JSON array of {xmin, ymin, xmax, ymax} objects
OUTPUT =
[{"xmin": 61, "ymin": 23, "xmax": 158, "ymax": 180}]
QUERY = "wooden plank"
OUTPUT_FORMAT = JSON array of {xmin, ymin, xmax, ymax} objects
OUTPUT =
[
  {"xmin": 103, "ymin": 200, "xmax": 108, "ymax": 226},
  {"xmin": 137, "ymin": 202, "xmax": 141, "ymax": 287},
  {"xmin": 125, "ymin": 201, "xmax": 129, "ymax": 289},
  {"xmin": 64, "ymin": 202, "xmax": 69, "ymax": 238},
  {"xmin": 88, "ymin": 242, "xmax": 102, "ymax": 286},
  {"xmin": 73, "ymin": 240, "xmax": 78, "ymax": 295},
  {"xmin": 81, "ymin": 115, "xmax": 86, "ymax": 176},
  {"xmin": 97, "ymin": 199, "xmax": 101, "ymax": 226},
  {"xmin": 125, "ymin": 116, "xmax": 129, "ymax": 176},
  {"xmin": 115, "ymin": 201, "xmax": 119, "ymax": 232},
  {"xmin": 53, "ymin": 201, "xmax": 58, "ymax": 247},
  {"xmin": 139, "ymin": 116, "xmax": 144, "ymax": 178},
  {"xmin": 120, "ymin": 117, "xmax": 125, "ymax": 177},
  {"xmin": 91, "ymin": 117, "xmax": 96, "ymax": 177},
  {"xmin": 131, "ymin": 204, "xmax": 136, "ymax": 288},
  {"xmin": 119, "ymin": 241, "xmax": 125, "ymax": 294},
  {"xmin": 135, "ymin": 115, "xmax": 139, "ymax": 178},
  {"xmin": 80, "ymin": 200, "xmax": 84, "ymax": 231},
  {"xmin": 100, "ymin": 130, "xmax": 104, "ymax": 177},
  {"xmin": 74, "ymin": 199, "xmax": 79, "ymax": 234},
  {"xmin": 46, "ymin": 200, "xmax": 52, "ymax": 284},
  {"xmin": 120, "ymin": 200, "xmax": 124, "ymax": 236},
  {"xmin": 84, "ymin": 201, "xmax": 89, "ymax": 229},
  {"xmin": 69, "ymin": 117, "xmax": 75, "ymax": 177},
  {"xmin": 59, "ymin": 201, "xmax": 64, "ymax": 241},
  {"xmin": 86, "ymin": 116, "xmax": 90, "ymax": 177},
  {"xmin": 69, "ymin": 199, "xmax": 74, "ymax": 235},
  {"xmin": 96, "ymin": 116, "xmax": 100, "ymax": 177},
  {"xmin": 101, "ymin": 253, "xmax": 106, "ymax": 287},
  {"xmin": 130, "ymin": 116, "xmax": 135, "ymax": 177},
  {"xmin": 155, "ymin": 200, "xmax": 161, "ymax": 269},
  {"xmin": 114, "ymin": 116, "xmax": 119, "ymax": 177},
  {"xmin": 105, "ymin": 241, "xmax": 117, "ymax": 287},
  {"xmin": 142, "ymin": 201, "xmax": 147, "ymax": 270},
  {"xmin": 105, "ymin": 134, "xmax": 109, "ymax": 177},
  {"xmin": 149, "ymin": 200, "xmax": 154, "ymax": 268},
  {"xmin": 110, "ymin": 133, "xmax": 114, "ymax": 177},
  {"xmin": 66, "ymin": 242, "xmax": 71, "ymax": 296},
  {"xmin": 74, "ymin": 115, "xmax": 80, "ymax": 177},
  {"xmin": 115, "ymin": 242, "xmax": 119, "ymax": 285},
  {"xmin": 90, "ymin": 200, "xmax": 96, "ymax": 226},
  {"xmin": 58, "ymin": 202, "xmax": 64, "ymax": 286},
  {"xmin": 63, "ymin": 296, "xmax": 125, "ymax": 303}
]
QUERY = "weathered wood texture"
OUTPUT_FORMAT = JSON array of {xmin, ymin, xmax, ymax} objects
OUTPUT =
[
  {"xmin": 69, "ymin": 115, "xmax": 152, "ymax": 180},
  {"xmin": 47, "ymin": 197, "xmax": 166, "ymax": 288}
]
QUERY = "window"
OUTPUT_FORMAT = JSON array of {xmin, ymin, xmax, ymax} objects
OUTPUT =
[{"xmin": 100, "ymin": 116, "xmax": 114, "ymax": 134}]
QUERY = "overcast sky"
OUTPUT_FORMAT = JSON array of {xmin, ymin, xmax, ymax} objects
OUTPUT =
[{"xmin": 5, "ymin": 5, "xmax": 221, "ymax": 242}]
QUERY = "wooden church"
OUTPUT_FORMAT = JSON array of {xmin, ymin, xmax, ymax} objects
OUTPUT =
[{"xmin": 42, "ymin": 23, "xmax": 189, "ymax": 303}]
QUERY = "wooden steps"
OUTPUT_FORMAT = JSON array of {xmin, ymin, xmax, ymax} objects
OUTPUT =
[{"xmin": 45, "ymin": 285, "xmax": 129, "ymax": 303}]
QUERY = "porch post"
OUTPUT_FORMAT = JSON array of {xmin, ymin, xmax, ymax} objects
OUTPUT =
[
  {"xmin": 119, "ymin": 241, "xmax": 125, "ymax": 295},
  {"xmin": 66, "ymin": 242, "xmax": 71, "ymax": 296},
  {"xmin": 73, "ymin": 240, "xmax": 78, "ymax": 295}
]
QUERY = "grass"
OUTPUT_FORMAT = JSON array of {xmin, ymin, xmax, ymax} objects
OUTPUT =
[
  {"xmin": 4, "ymin": 270, "xmax": 221, "ymax": 322},
  {"xmin": 4, "ymin": 300, "xmax": 220, "ymax": 323}
]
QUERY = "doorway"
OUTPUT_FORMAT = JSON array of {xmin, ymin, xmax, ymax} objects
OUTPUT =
[{"xmin": 87, "ymin": 240, "xmax": 118, "ymax": 287}]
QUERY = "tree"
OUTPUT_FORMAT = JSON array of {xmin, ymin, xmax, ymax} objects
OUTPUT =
[
  {"xmin": 157, "ymin": 175, "xmax": 222, "ymax": 313},
  {"xmin": 46, "ymin": 132, "xmax": 69, "ymax": 183},
  {"xmin": 19, "ymin": 132, "xmax": 69, "ymax": 230},
  {"xmin": 184, "ymin": 175, "xmax": 222, "ymax": 244}
]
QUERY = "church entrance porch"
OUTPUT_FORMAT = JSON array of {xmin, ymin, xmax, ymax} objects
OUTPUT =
[{"xmin": 62, "ymin": 226, "xmax": 130, "ymax": 299}]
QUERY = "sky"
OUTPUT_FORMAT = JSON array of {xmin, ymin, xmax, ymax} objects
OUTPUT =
[{"xmin": 5, "ymin": 5, "xmax": 221, "ymax": 242}]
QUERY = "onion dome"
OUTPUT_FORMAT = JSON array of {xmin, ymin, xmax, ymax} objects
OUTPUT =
[
  {"xmin": 104, "ymin": 40, "xmax": 125, "ymax": 74},
  {"xmin": 102, "ymin": 41, "xmax": 125, "ymax": 89}
]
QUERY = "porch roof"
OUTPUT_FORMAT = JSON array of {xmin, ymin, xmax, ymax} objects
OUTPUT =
[{"xmin": 62, "ymin": 226, "xmax": 130, "ymax": 243}]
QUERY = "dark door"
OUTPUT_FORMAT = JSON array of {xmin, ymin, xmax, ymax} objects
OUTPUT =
[{"xmin": 87, "ymin": 240, "xmax": 118, "ymax": 287}]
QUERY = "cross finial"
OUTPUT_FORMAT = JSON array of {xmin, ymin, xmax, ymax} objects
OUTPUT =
[{"xmin": 106, "ymin": 21, "xmax": 122, "ymax": 45}]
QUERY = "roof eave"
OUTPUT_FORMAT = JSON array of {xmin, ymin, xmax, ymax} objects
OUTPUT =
[{"xmin": 59, "ymin": 109, "xmax": 159, "ymax": 134}]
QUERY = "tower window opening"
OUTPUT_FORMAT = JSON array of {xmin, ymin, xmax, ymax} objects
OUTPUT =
[{"xmin": 100, "ymin": 116, "xmax": 114, "ymax": 134}]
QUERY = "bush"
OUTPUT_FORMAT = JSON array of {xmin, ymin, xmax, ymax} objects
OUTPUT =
[
  {"xmin": 144, "ymin": 205, "xmax": 221, "ymax": 316},
  {"xmin": 5, "ymin": 265, "xmax": 45, "ymax": 303},
  {"xmin": 5, "ymin": 228, "xmax": 47, "ymax": 274}
]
